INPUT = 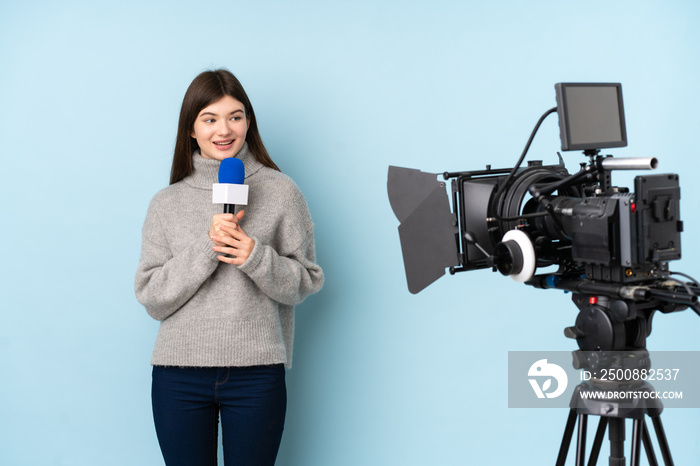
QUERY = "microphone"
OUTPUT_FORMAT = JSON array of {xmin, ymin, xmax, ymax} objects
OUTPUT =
[{"xmin": 213, "ymin": 157, "xmax": 248, "ymax": 214}]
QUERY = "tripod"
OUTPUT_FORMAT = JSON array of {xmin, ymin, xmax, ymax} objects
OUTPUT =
[
  {"xmin": 552, "ymin": 291, "xmax": 683, "ymax": 466},
  {"xmin": 556, "ymin": 381, "xmax": 674, "ymax": 466}
]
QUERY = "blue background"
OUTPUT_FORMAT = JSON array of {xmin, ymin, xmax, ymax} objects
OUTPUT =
[{"xmin": 1, "ymin": 1, "xmax": 699, "ymax": 465}]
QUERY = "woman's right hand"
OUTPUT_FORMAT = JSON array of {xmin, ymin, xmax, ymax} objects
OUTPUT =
[{"xmin": 209, "ymin": 211, "xmax": 245, "ymax": 247}]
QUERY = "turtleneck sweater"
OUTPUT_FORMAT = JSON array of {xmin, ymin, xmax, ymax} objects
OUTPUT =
[{"xmin": 135, "ymin": 144, "xmax": 323, "ymax": 368}]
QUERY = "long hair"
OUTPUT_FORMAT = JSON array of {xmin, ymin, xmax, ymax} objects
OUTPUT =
[{"xmin": 170, "ymin": 69, "xmax": 280, "ymax": 184}]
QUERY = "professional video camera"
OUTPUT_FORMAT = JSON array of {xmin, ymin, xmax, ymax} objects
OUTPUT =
[
  {"xmin": 388, "ymin": 83, "xmax": 697, "ymax": 309},
  {"xmin": 388, "ymin": 83, "xmax": 700, "ymax": 464}
]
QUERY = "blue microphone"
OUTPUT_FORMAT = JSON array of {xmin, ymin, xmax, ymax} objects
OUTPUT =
[
  {"xmin": 213, "ymin": 157, "xmax": 248, "ymax": 214},
  {"xmin": 218, "ymin": 157, "xmax": 245, "ymax": 184}
]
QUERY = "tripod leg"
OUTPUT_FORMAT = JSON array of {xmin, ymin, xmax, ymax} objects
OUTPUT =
[
  {"xmin": 608, "ymin": 418, "xmax": 626, "ymax": 466},
  {"xmin": 641, "ymin": 420, "xmax": 659, "ymax": 466},
  {"xmin": 630, "ymin": 418, "xmax": 643, "ymax": 466},
  {"xmin": 556, "ymin": 409, "xmax": 578, "ymax": 466},
  {"xmin": 650, "ymin": 416, "xmax": 675, "ymax": 466},
  {"xmin": 576, "ymin": 414, "xmax": 588, "ymax": 466},
  {"xmin": 587, "ymin": 417, "xmax": 608, "ymax": 466}
]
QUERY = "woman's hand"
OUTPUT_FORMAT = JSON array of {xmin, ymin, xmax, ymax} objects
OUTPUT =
[
  {"xmin": 209, "ymin": 211, "xmax": 244, "ymax": 247},
  {"xmin": 210, "ymin": 211, "xmax": 256, "ymax": 265}
]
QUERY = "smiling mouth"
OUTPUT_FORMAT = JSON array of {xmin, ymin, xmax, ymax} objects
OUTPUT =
[{"xmin": 214, "ymin": 140, "xmax": 234, "ymax": 146}]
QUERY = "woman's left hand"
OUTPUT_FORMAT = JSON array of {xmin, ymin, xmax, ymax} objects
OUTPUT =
[{"xmin": 211, "ymin": 214, "xmax": 256, "ymax": 265}]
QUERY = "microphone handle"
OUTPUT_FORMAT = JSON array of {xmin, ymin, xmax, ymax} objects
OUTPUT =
[{"xmin": 224, "ymin": 204, "xmax": 236, "ymax": 214}]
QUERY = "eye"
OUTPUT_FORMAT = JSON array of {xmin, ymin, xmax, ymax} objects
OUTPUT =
[{"xmin": 204, "ymin": 118, "xmax": 215, "ymax": 124}]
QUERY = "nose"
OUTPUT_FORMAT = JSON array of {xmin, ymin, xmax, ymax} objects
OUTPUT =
[{"xmin": 216, "ymin": 120, "xmax": 233, "ymax": 136}]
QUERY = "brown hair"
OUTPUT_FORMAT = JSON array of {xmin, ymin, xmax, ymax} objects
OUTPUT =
[{"xmin": 170, "ymin": 69, "xmax": 280, "ymax": 184}]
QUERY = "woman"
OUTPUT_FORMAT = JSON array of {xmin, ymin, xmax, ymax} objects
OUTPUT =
[{"xmin": 135, "ymin": 69, "xmax": 324, "ymax": 466}]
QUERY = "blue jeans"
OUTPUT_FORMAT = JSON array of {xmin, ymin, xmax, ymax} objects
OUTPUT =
[{"xmin": 151, "ymin": 365, "xmax": 287, "ymax": 466}]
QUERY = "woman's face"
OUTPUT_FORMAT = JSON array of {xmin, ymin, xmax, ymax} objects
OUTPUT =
[{"xmin": 191, "ymin": 95, "xmax": 249, "ymax": 161}]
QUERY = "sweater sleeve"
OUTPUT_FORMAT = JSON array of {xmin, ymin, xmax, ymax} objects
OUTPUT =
[
  {"xmin": 134, "ymin": 198, "xmax": 221, "ymax": 321},
  {"xmin": 237, "ymin": 180, "xmax": 324, "ymax": 306},
  {"xmin": 238, "ymin": 231, "xmax": 323, "ymax": 306}
]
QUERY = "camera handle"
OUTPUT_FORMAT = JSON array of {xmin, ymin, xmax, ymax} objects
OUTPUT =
[{"xmin": 529, "ymin": 153, "xmax": 659, "ymax": 200}]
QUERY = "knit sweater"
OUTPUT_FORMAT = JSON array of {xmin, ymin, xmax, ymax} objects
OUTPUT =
[{"xmin": 134, "ymin": 144, "xmax": 323, "ymax": 368}]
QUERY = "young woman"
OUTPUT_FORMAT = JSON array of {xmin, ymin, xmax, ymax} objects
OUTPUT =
[{"xmin": 135, "ymin": 69, "xmax": 324, "ymax": 466}]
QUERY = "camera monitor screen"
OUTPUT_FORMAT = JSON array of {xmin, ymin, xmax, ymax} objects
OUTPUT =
[{"xmin": 555, "ymin": 83, "xmax": 627, "ymax": 152}]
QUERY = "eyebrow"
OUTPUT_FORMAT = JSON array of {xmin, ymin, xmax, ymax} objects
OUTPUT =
[{"xmin": 199, "ymin": 109, "xmax": 245, "ymax": 118}]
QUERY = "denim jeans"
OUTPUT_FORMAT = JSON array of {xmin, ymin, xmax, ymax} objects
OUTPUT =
[{"xmin": 151, "ymin": 365, "xmax": 287, "ymax": 466}]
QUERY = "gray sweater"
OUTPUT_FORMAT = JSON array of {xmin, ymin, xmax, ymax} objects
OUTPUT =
[{"xmin": 135, "ymin": 144, "xmax": 323, "ymax": 368}]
